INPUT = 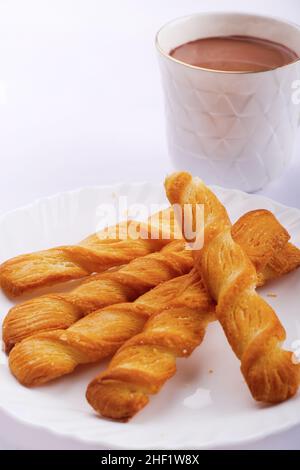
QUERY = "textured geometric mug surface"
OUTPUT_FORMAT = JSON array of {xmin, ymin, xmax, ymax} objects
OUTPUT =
[{"xmin": 157, "ymin": 13, "xmax": 300, "ymax": 192}]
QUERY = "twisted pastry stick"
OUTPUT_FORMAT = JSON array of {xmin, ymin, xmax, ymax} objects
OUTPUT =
[
  {"xmin": 9, "ymin": 272, "xmax": 204, "ymax": 386},
  {"xmin": 4, "ymin": 208, "xmax": 293, "ymax": 353},
  {"xmin": 165, "ymin": 172, "xmax": 300, "ymax": 403},
  {"xmin": 0, "ymin": 209, "xmax": 178, "ymax": 297},
  {"xmin": 3, "ymin": 239, "xmax": 192, "ymax": 352},
  {"xmin": 9, "ymin": 209, "xmax": 295, "ymax": 387},
  {"xmin": 86, "ymin": 269, "xmax": 214, "ymax": 420}
]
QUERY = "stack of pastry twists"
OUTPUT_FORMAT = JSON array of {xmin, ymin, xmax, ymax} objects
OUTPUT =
[
  {"xmin": 3, "ymin": 239, "xmax": 192, "ymax": 351},
  {"xmin": 258, "ymin": 242, "xmax": 300, "ymax": 284},
  {"xmin": 0, "ymin": 208, "xmax": 178, "ymax": 297},
  {"xmin": 8, "ymin": 209, "xmax": 298, "ymax": 391},
  {"xmin": 9, "ymin": 272, "xmax": 208, "ymax": 386},
  {"xmin": 86, "ymin": 268, "xmax": 214, "ymax": 420},
  {"xmin": 3, "ymin": 203, "xmax": 296, "ymax": 299},
  {"xmin": 165, "ymin": 172, "xmax": 300, "ymax": 403},
  {"xmin": 3, "ymin": 181, "xmax": 300, "ymax": 421},
  {"xmin": 84, "ymin": 207, "xmax": 298, "ymax": 420}
]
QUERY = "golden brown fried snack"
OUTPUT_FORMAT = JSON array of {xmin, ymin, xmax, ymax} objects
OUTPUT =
[
  {"xmin": 0, "ymin": 209, "xmax": 178, "ymax": 297},
  {"xmin": 165, "ymin": 172, "xmax": 300, "ymax": 403},
  {"xmin": 8, "ymin": 208, "xmax": 296, "ymax": 388},
  {"xmin": 3, "ymin": 240, "xmax": 192, "ymax": 352}
]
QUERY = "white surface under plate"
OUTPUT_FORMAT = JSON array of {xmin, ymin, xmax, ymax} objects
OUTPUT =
[{"xmin": 1, "ymin": 182, "xmax": 300, "ymax": 450}]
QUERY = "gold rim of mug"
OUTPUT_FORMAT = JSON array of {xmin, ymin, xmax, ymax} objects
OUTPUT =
[{"xmin": 155, "ymin": 11, "xmax": 300, "ymax": 75}]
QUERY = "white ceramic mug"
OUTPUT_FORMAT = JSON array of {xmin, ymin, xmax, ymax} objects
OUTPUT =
[{"xmin": 156, "ymin": 12, "xmax": 300, "ymax": 192}]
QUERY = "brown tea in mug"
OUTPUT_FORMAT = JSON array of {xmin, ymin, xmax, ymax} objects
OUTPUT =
[{"xmin": 170, "ymin": 35, "xmax": 299, "ymax": 72}]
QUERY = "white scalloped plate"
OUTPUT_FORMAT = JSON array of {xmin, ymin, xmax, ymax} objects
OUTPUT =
[{"xmin": 1, "ymin": 182, "xmax": 300, "ymax": 450}]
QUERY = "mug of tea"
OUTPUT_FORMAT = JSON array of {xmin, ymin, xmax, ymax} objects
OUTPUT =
[{"xmin": 156, "ymin": 12, "xmax": 300, "ymax": 192}]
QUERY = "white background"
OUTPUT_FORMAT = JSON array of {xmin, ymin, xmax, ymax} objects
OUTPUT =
[{"xmin": 0, "ymin": 0, "xmax": 300, "ymax": 449}]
